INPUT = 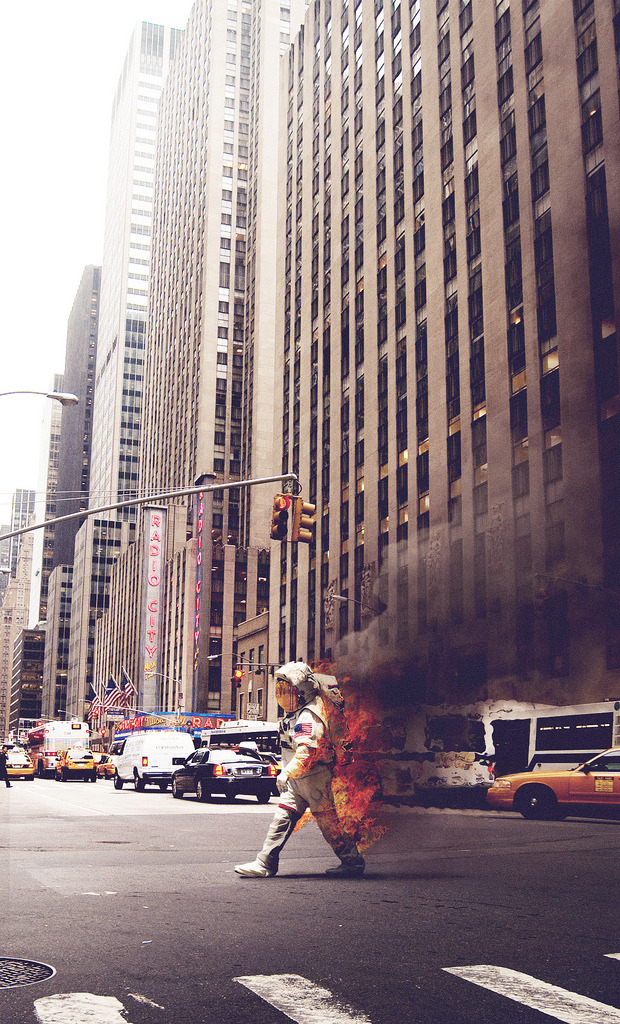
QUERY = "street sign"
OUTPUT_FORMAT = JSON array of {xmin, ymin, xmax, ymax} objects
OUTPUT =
[{"xmin": 246, "ymin": 703, "xmax": 260, "ymax": 713}]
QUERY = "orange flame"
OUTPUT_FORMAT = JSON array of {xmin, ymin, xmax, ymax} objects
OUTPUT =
[{"xmin": 289, "ymin": 686, "xmax": 389, "ymax": 851}]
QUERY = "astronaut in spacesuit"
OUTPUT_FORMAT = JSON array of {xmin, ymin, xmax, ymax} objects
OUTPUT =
[{"xmin": 234, "ymin": 661, "xmax": 365, "ymax": 878}]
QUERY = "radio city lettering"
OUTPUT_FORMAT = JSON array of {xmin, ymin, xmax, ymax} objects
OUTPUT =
[
  {"xmin": 142, "ymin": 510, "xmax": 166, "ymax": 681},
  {"xmin": 194, "ymin": 494, "xmax": 204, "ymax": 666}
]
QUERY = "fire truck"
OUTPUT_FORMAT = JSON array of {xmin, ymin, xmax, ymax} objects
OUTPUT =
[{"xmin": 27, "ymin": 721, "xmax": 90, "ymax": 778}]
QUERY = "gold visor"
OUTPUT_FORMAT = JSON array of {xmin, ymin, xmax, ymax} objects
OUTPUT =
[{"xmin": 275, "ymin": 679, "xmax": 300, "ymax": 714}]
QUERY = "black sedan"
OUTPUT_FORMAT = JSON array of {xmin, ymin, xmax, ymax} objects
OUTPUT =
[{"xmin": 171, "ymin": 746, "xmax": 277, "ymax": 803}]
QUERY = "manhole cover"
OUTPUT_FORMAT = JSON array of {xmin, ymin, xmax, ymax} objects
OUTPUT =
[{"xmin": 0, "ymin": 959, "xmax": 56, "ymax": 989}]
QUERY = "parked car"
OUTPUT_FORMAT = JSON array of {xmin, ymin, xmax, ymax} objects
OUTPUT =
[
  {"xmin": 94, "ymin": 752, "xmax": 116, "ymax": 779},
  {"xmin": 6, "ymin": 747, "xmax": 35, "ymax": 780},
  {"xmin": 113, "ymin": 731, "xmax": 196, "ymax": 791},
  {"xmin": 55, "ymin": 747, "xmax": 97, "ymax": 783},
  {"xmin": 486, "ymin": 746, "xmax": 620, "ymax": 819},
  {"xmin": 171, "ymin": 745, "xmax": 277, "ymax": 802}
]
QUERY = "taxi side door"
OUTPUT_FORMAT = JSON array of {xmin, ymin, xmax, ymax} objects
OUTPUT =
[{"xmin": 568, "ymin": 752, "xmax": 620, "ymax": 807}]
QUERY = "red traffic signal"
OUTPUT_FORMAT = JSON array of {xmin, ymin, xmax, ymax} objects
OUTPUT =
[
  {"xmin": 270, "ymin": 493, "xmax": 292, "ymax": 540},
  {"xmin": 233, "ymin": 667, "xmax": 244, "ymax": 687}
]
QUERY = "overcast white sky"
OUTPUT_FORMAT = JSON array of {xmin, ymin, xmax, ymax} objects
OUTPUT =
[{"xmin": 0, "ymin": 0, "xmax": 195, "ymax": 527}]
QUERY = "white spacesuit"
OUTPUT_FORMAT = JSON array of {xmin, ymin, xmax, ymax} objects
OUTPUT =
[{"xmin": 234, "ymin": 662, "xmax": 365, "ymax": 878}]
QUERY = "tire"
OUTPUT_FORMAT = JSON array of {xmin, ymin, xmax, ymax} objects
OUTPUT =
[
  {"xmin": 196, "ymin": 780, "xmax": 208, "ymax": 802},
  {"xmin": 158, "ymin": 782, "xmax": 168, "ymax": 792},
  {"xmin": 38, "ymin": 763, "xmax": 45, "ymax": 778},
  {"xmin": 134, "ymin": 772, "xmax": 145, "ymax": 792},
  {"xmin": 91, "ymin": 770, "xmax": 97, "ymax": 783},
  {"xmin": 256, "ymin": 790, "xmax": 272, "ymax": 804},
  {"xmin": 62, "ymin": 768, "xmax": 68, "ymax": 782},
  {"xmin": 114, "ymin": 772, "xmax": 124, "ymax": 790},
  {"xmin": 172, "ymin": 779, "xmax": 183, "ymax": 799},
  {"xmin": 515, "ymin": 785, "xmax": 560, "ymax": 820}
]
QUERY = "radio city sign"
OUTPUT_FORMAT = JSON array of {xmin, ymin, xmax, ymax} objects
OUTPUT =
[{"xmin": 141, "ymin": 507, "xmax": 167, "ymax": 700}]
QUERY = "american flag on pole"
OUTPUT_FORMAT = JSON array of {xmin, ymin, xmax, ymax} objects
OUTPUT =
[
  {"xmin": 86, "ymin": 684, "xmax": 102, "ymax": 719},
  {"xmin": 121, "ymin": 669, "xmax": 135, "ymax": 709},
  {"xmin": 103, "ymin": 676, "xmax": 123, "ymax": 711}
]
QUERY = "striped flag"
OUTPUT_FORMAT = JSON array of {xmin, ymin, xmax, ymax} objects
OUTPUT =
[
  {"xmin": 87, "ymin": 684, "xmax": 103, "ymax": 719},
  {"xmin": 103, "ymin": 676, "xmax": 123, "ymax": 711},
  {"xmin": 121, "ymin": 669, "xmax": 135, "ymax": 708}
]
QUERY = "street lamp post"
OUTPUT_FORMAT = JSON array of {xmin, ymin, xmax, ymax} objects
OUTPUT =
[
  {"xmin": 333, "ymin": 594, "xmax": 387, "ymax": 615},
  {"xmin": 0, "ymin": 390, "xmax": 79, "ymax": 406}
]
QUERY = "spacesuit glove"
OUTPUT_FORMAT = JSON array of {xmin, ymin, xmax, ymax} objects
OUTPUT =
[{"xmin": 276, "ymin": 771, "xmax": 289, "ymax": 794}]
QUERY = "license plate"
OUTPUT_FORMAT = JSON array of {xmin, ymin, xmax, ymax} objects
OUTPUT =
[{"xmin": 238, "ymin": 768, "xmax": 256, "ymax": 776}]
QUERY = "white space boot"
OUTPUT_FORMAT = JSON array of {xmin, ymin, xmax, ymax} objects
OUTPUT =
[{"xmin": 235, "ymin": 806, "xmax": 299, "ymax": 877}]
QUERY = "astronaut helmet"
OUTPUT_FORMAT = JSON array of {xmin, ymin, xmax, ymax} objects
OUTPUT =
[{"xmin": 274, "ymin": 661, "xmax": 318, "ymax": 714}]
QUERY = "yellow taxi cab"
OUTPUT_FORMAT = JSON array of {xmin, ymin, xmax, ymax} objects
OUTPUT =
[
  {"xmin": 6, "ymin": 747, "xmax": 35, "ymax": 780},
  {"xmin": 94, "ymin": 753, "xmax": 116, "ymax": 779},
  {"xmin": 486, "ymin": 746, "xmax": 620, "ymax": 819},
  {"xmin": 55, "ymin": 746, "xmax": 98, "ymax": 783}
]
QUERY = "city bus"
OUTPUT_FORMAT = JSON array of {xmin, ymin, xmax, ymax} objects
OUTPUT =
[
  {"xmin": 27, "ymin": 720, "xmax": 91, "ymax": 778},
  {"xmin": 200, "ymin": 720, "xmax": 280, "ymax": 761},
  {"xmin": 524, "ymin": 700, "xmax": 620, "ymax": 771}
]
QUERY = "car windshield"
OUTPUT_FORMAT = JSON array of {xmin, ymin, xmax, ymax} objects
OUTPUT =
[{"xmin": 68, "ymin": 748, "xmax": 90, "ymax": 759}]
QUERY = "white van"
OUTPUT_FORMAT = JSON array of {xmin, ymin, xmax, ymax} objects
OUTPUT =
[{"xmin": 113, "ymin": 731, "xmax": 196, "ymax": 791}]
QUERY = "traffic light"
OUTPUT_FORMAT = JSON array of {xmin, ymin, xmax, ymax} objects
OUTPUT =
[
  {"xmin": 270, "ymin": 493, "xmax": 292, "ymax": 540},
  {"xmin": 233, "ymin": 667, "xmax": 244, "ymax": 687},
  {"xmin": 291, "ymin": 497, "xmax": 316, "ymax": 544}
]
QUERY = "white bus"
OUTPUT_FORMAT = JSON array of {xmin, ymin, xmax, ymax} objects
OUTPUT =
[
  {"xmin": 200, "ymin": 720, "xmax": 280, "ymax": 761},
  {"xmin": 27, "ymin": 720, "xmax": 91, "ymax": 778},
  {"xmin": 525, "ymin": 701, "xmax": 620, "ymax": 771}
]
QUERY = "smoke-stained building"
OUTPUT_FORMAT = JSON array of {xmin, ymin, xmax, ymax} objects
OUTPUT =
[{"xmin": 273, "ymin": 0, "xmax": 619, "ymax": 706}]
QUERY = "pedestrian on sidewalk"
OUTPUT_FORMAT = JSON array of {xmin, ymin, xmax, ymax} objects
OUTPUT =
[
  {"xmin": 235, "ymin": 661, "xmax": 365, "ymax": 878},
  {"xmin": 0, "ymin": 746, "xmax": 12, "ymax": 788}
]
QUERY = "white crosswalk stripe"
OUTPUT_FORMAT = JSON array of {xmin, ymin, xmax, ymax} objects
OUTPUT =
[
  {"xmin": 235, "ymin": 973, "xmax": 373, "ymax": 1024},
  {"xmin": 34, "ymin": 992, "xmax": 134, "ymax": 1024},
  {"xmin": 444, "ymin": 965, "xmax": 620, "ymax": 1023}
]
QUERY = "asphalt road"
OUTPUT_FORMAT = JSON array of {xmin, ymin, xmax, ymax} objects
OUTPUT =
[{"xmin": 2, "ymin": 778, "xmax": 620, "ymax": 1024}]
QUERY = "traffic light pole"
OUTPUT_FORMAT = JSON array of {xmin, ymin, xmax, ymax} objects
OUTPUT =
[{"xmin": 0, "ymin": 473, "xmax": 300, "ymax": 543}]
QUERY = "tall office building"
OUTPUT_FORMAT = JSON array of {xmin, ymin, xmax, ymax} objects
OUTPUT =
[
  {"xmin": 273, "ymin": 0, "xmax": 619, "ymax": 704},
  {"xmin": 29, "ymin": 374, "xmax": 64, "ymax": 627},
  {"xmin": 9, "ymin": 627, "xmax": 45, "ymax": 738},
  {"xmin": 40, "ymin": 266, "xmax": 100, "ymax": 719},
  {"xmin": 53, "ymin": 266, "xmax": 101, "ymax": 567},
  {"xmin": 0, "ymin": 527, "xmax": 10, "ymax": 608},
  {"xmin": 42, "ymin": 564, "xmax": 73, "ymax": 720},
  {"xmin": 0, "ymin": 530, "xmax": 33, "ymax": 739},
  {"xmin": 89, "ymin": 23, "xmax": 182, "ymax": 511},
  {"xmin": 134, "ymin": 0, "xmax": 307, "ymax": 716},
  {"xmin": 8, "ymin": 490, "xmax": 35, "ymax": 579},
  {"xmin": 63, "ymin": 25, "xmax": 181, "ymax": 718}
]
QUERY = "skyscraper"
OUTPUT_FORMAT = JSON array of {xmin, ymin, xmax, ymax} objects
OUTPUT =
[
  {"xmin": 40, "ymin": 265, "xmax": 100, "ymax": 720},
  {"xmin": 134, "ymin": 0, "xmax": 308, "ymax": 715},
  {"xmin": 89, "ymin": 23, "xmax": 183, "ymax": 511},
  {"xmin": 53, "ymin": 265, "xmax": 101, "ymax": 567},
  {"xmin": 64, "ymin": 25, "xmax": 181, "ymax": 718},
  {"xmin": 29, "ymin": 373, "xmax": 64, "ymax": 627},
  {"xmin": 8, "ymin": 490, "xmax": 35, "ymax": 579},
  {"xmin": 274, "ymin": 0, "xmax": 619, "ymax": 704}
]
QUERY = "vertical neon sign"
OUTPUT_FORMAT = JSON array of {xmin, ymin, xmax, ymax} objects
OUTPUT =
[
  {"xmin": 140, "ymin": 506, "xmax": 167, "ymax": 712},
  {"xmin": 193, "ymin": 490, "xmax": 204, "ymax": 696}
]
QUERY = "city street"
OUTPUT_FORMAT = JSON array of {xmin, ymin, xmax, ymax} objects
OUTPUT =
[{"xmin": 1, "ymin": 779, "xmax": 620, "ymax": 1023}]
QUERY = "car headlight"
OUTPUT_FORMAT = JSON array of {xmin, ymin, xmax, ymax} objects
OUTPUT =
[{"xmin": 492, "ymin": 779, "xmax": 513, "ymax": 789}]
